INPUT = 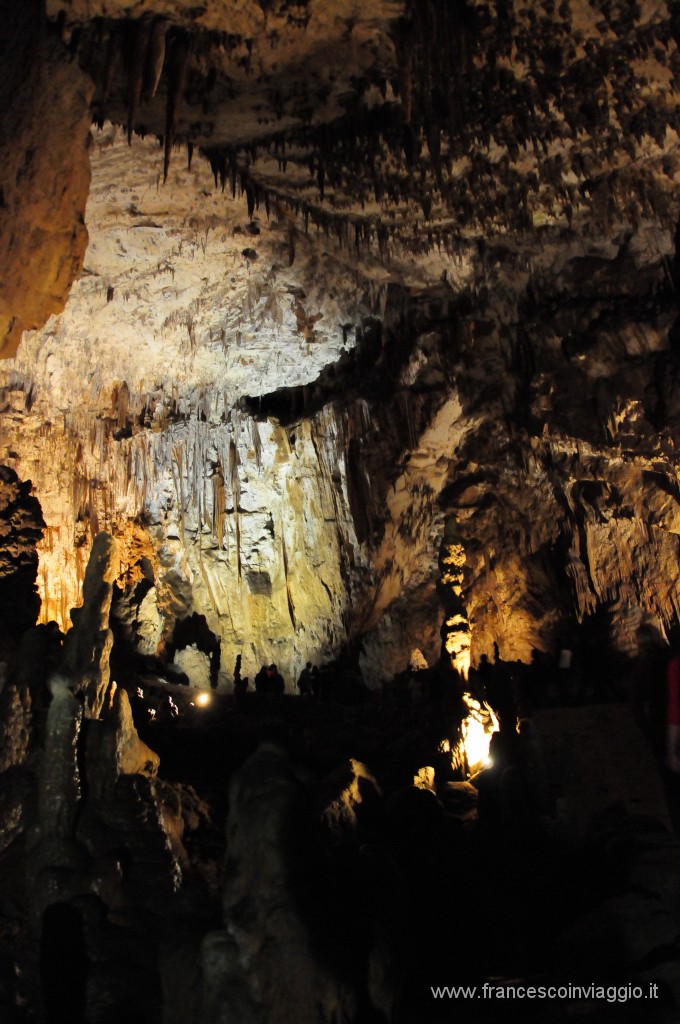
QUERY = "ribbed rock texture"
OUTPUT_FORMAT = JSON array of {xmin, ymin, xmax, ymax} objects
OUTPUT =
[
  {"xmin": 1, "ymin": 0, "xmax": 680, "ymax": 685},
  {"xmin": 0, "ymin": 2, "xmax": 92, "ymax": 357},
  {"xmin": 3, "ymin": 4, "xmax": 680, "ymax": 1024}
]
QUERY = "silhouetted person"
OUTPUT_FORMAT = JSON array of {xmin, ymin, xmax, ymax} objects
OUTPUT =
[
  {"xmin": 473, "ymin": 653, "xmax": 493, "ymax": 701},
  {"xmin": 527, "ymin": 648, "xmax": 545, "ymax": 710},
  {"xmin": 298, "ymin": 662, "xmax": 314, "ymax": 696},
  {"xmin": 233, "ymin": 653, "xmax": 248, "ymax": 697},
  {"xmin": 511, "ymin": 660, "xmax": 533, "ymax": 719},
  {"xmin": 269, "ymin": 663, "xmax": 285, "ymax": 695},
  {"xmin": 407, "ymin": 668, "xmax": 427, "ymax": 701},
  {"xmin": 665, "ymin": 650, "xmax": 680, "ymax": 830},
  {"xmin": 476, "ymin": 731, "xmax": 509, "ymax": 827},
  {"xmin": 487, "ymin": 658, "xmax": 516, "ymax": 733},
  {"xmin": 556, "ymin": 645, "xmax": 575, "ymax": 704},
  {"xmin": 631, "ymin": 624, "xmax": 680, "ymax": 830},
  {"xmin": 254, "ymin": 664, "xmax": 269, "ymax": 694},
  {"xmin": 631, "ymin": 623, "xmax": 669, "ymax": 760}
]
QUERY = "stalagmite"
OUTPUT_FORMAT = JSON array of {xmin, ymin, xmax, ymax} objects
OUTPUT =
[{"xmin": 61, "ymin": 532, "xmax": 119, "ymax": 719}]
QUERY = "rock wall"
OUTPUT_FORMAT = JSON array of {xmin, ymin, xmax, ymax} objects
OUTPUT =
[
  {"xmin": 5, "ymin": 208, "xmax": 680, "ymax": 683},
  {"xmin": 2, "ymin": 8, "xmax": 680, "ymax": 683},
  {"xmin": 448, "ymin": 224, "xmax": 680, "ymax": 663},
  {"xmin": 0, "ymin": 128, "xmax": 380, "ymax": 686},
  {"xmin": 0, "ymin": 467, "xmax": 45, "ymax": 645},
  {"xmin": 0, "ymin": 2, "xmax": 92, "ymax": 357}
]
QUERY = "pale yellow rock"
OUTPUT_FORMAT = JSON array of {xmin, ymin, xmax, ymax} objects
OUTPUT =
[
  {"xmin": 111, "ymin": 687, "xmax": 160, "ymax": 777},
  {"xmin": 173, "ymin": 645, "xmax": 211, "ymax": 690}
]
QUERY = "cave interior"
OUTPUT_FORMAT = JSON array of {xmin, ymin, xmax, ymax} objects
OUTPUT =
[{"xmin": 2, "ymin": 0, "xmax": 680, "ymax": 1021}]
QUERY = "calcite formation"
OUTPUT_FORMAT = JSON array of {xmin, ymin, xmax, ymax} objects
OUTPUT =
[
  {"xmin": 62, "ymin": 531, "xmax": 119, "ymax": 718},
  {"xmin": 0, "ymin": 2, "xmax": 680, "ymax": 1023},
  {"xmin": 0, "ymin": 1, "xmax": 92, "ymax": 358},
  {"xmin": 3, "ymin": 150, "xmax": 680, "ymax": 679},
  {"xmin": 203, "ymin": 743, "xmax": 362, "ymax": 1024},
  {"xmin": 1, "ymin": 127, "xmax": 377, "ymax": 684},
  {"xmin": 1, "ymin": 0, "xmax": 679, "ymax": 682}
]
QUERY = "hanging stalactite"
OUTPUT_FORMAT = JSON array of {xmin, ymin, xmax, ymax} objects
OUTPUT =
[
  {"xmin": 163, "ymin": 30, "xmax": 191, "ymax": 182},
  {"xmin": 127, "ymin": 16, "xmax": 153, "ymax": 146},
  {"xmin": 69, "ymin": 0, "xmax": 680, "ymax": 261},
  {"xmin": 145, "ymin": 17, "xmax": 168, "ymax": 100}
]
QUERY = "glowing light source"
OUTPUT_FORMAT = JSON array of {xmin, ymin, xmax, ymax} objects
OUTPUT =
[
  {"xmin": 461, "ymin": 693, "xmax": 498, "ymax": 774},
  {"xmin": 196, "ymin": 691, "xmax": 211, "ymax": 707}
]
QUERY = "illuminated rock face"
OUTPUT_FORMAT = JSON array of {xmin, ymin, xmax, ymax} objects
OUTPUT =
[
  {"xmin": 0, "ymin": 4, "xmax": 92, "ymax": 357},
  {"xmin": 0, "ymin": 130, "xmax": 377, "ymax": 685},
  {"xmin": 3, "ymin": 126, "xmax": 680, "ymax": 682},
  {"xmin": 445, "ymin": 223, "xmax": 680, "ymax": 664},
  {"xmin": 3, "ymin": 2, "xmax": 680, "ymax": 685},
  {"xmin": 3, "ymin": 5, "xmax": 680, "ymax": 1022}
]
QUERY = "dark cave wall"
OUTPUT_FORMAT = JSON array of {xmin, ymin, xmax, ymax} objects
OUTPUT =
[
  {"xmin": 0, "ymin": 466, "xmax": 45, "ymax": 644},
  {"xmin": 447, "ymin": 224, "xmax": 680, "ymax": 663}
]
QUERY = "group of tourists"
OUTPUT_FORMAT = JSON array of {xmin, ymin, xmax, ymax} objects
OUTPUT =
[{"xmin": 231, "ymin": 654, "xmax": 370, "ymax": 703}]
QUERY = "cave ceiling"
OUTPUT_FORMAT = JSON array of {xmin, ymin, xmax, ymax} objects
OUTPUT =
[
  {"xmin": 48, "ymin": 0, "xmax": 680, "ymax": 251},
  {"xmin": 2, "ymin": 0, "xmax": 680, "ymax": 682}
]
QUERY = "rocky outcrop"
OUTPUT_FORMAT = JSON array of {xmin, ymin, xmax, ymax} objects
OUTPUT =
[
  {"xmin": 318, "ymin": 757, "xmax": 382, "ymax": 839},
  {"xmin": 203, "ymin": 742, "xmax": 383, "ymax": 1024},
  {"xmin": 20, "ymin": 539, "xmax": 196, "ymax": 1024},
  {"xmin": 0, "ymin": 2, "xmax": 92, "ymax": 357},
  {"xmin": 0, "ymin": 466, "xmax": 45, "ymax": 645},
  {"xmin": 62, "ymin": 532, "xmax": 119, "ymax": 719}
]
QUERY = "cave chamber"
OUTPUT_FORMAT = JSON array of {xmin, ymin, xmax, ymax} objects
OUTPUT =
[{"xmin": 2, "ymin": 1, "xmax": 680, "ymax": 1021}]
